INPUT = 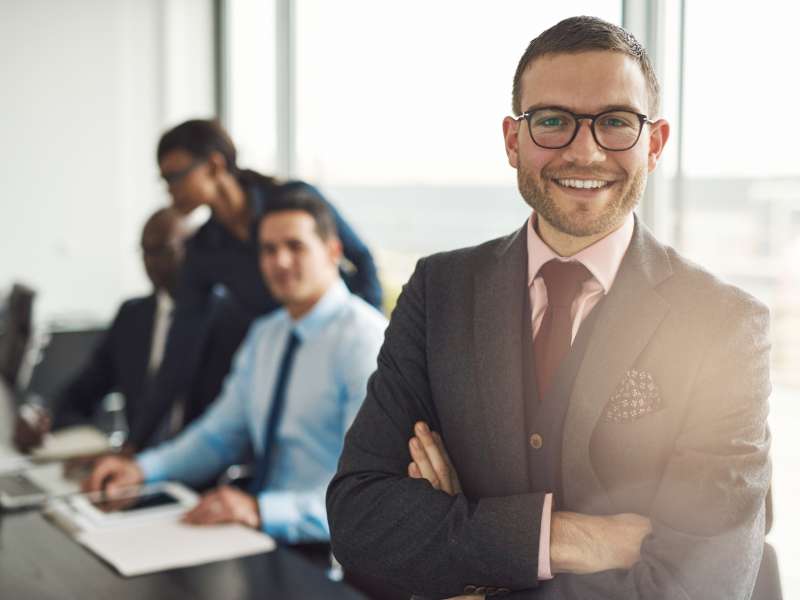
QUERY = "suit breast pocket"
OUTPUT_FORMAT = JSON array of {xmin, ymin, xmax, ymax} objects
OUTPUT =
[
  {"xmin": 590, "ymin": 370, "xmax": 675, "ymax": 509},
  {"xmin": 601, "ymin": 368, "xmax": 663, "ymax": 424}
]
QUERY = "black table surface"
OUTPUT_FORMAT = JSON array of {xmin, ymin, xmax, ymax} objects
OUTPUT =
[{"xmin": 0, "ymin": 510, "xmax": 367, "ymax": 600}]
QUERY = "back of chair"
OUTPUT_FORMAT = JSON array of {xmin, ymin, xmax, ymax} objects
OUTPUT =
[{"xmin": 0, "ymin": 283, "xmax": 35, "ymax": 388}]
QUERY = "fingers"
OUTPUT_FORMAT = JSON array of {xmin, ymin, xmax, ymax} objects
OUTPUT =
[
  {"xmin": 13, "ymin": 412, "xmax": 49, "ymax": 452},
  {"xmin": 83, "ymin": 457, "xmax": 116, "ymax": 492},
  {"xmin": 409, "ymin": 436, "xmax": 441, "ymax": 490},
  {"xmin": 183, "ymin": 487, "xmax": 260, "ymax": 527},
  {"xmin": 409, "ymin": 421, "xmax": 459, "ymax": 495},
  {"xmin": 183, "ymin": 490, "xmax": 231, "ymax": 525},
  {"xmin": 414, "ymin": 421, "xmax": 455, "ymax": 495},
  {"xmin": 433, "ymin": 431, "xmax": 462, "ymax": 494},
  {"xmin": 82, "ymin": 456, "xmax": 142, "ymax": 493}
]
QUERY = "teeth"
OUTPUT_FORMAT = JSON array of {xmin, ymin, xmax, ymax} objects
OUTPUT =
[{"xmin": 556, "ymin": 179, "xmax": 610, "ymax": 189}]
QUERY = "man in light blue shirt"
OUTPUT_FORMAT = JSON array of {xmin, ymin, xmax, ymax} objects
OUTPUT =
[{"xmin": 85, "ymin": 189, "xmax": 387, "ymax": 543}]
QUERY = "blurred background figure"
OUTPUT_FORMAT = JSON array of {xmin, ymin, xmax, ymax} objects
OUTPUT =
[
  {"xmin": 129, "ymin": 119, "xmax": 382, "ymax": 450},
  {"xmin": 85, "ymin": 189, "xmax": 386, "ymax": 546},
  {"xmin": 13, "ymin": 208, "xmax": 245, "ymax": 453}
]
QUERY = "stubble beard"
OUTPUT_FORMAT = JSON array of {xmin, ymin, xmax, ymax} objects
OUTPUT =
[{"xmin": 517, "ymin": 165, "xmax": 647, "ymax": 237}]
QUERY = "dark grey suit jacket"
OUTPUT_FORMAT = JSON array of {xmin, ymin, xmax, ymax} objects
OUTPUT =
[{"xmin": 327, "ymin": 219, "xmax": 772, "ymax": 599}]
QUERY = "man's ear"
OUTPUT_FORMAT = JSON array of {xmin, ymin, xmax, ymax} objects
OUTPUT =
[
  {"xmin": 502, "ymin": 116, "xmax": 521, "ymax": 169},
  {"xmin": 327, "ymin": 236, "xmax": 343, "ymax": 265},
  {"xmin": 647, "ymin": 119, "xmax": 670, "ymax": 173}
]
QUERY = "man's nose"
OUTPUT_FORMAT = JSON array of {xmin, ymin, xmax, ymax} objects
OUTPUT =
[
  {"xmin": 561, "ymin": 121, "xmax": 606, "ymax": 166},
  {"xmin": 274, "ymin": 248, "xmax": 293, "ymax": 268}
]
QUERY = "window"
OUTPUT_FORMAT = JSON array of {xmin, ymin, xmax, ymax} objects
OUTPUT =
[
  {"xmin": 670, "ymin": 2, "xmax": 800, "ymax": 592},
  {"xmin": 293, "ymin": 1, "xmax": 621, "ymax": 298}
]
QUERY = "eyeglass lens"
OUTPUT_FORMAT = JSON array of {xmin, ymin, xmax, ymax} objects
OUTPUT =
[{"xmin": 528, "ymin": 109, "xmax": 642, "ymax": 150}]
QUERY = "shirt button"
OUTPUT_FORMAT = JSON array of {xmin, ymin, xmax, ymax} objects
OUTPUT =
[{"xmin": 529, "ymin": 433, "xmax": 543, "ymax": 449}]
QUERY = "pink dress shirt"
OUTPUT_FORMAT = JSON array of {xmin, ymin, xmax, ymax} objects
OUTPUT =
[{"xmin": 527, "ymin": 211, "xmax": 635, "ymax": 579}]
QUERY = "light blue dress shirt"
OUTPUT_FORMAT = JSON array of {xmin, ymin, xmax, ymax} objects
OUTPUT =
[{"xmin": 136, "ymin": 279, "xmax": 387, "ymax": 542}]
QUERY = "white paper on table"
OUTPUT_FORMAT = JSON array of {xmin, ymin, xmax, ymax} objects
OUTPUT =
[
  {"xmin": 31, "ymin": 425, "xmax": 111, "ymax": 461},
  {"xmin": 76, "ymin": 518, "xmax": 276, "ymax": 577}
]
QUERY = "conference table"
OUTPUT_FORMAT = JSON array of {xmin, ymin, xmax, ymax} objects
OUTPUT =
[
  {"xmin": 0, "ymin": 382, "xmax": 367, "ymax": 600},
  {"xmin": 0, "ymin": 509, "xmax": 367, "ymax": 600}
]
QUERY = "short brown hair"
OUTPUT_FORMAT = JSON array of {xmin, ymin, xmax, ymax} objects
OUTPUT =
[
  {"xmin": 259, "ymin": 184, "xmax": 338, "ymax": 241},
  {"xmin": 512, "ymin": 16, "xmax": 660, "ymax": 116}
]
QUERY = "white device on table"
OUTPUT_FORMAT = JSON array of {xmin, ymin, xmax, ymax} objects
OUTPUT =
[{"xmin": 50, "ymin": 481, "xmax": 198, "ymax": 530}]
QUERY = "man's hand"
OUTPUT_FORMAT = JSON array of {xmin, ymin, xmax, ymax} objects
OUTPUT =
[
  {"xmin": 182, "ymin": 485, "xmax": 261, "ymax": 529},
  {"xmin": 13, "ymin": 404, "xmax": 51, "ymax": 452},
  {"xmin": 82, "ymin": 455, "xmax": 144, "ymax": 494},
  {"xmin": 408, "ymin": 423, "xmax": 482, "ymax": 599},
  {"xmin": 408, "ymin": 421, "xmax": 462, "ymax": 495},
  {"xmin": 408, "ymin": 421, "xmax": 651, "ymax": 579},
  {"xmin": 550, "ymin": 511, "xmax": 652, "ymax": 574}
]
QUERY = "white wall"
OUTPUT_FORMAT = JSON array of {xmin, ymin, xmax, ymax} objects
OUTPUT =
[{"xmin": 0, "ymin": 0, "xmax": 215, "ymax": 324}]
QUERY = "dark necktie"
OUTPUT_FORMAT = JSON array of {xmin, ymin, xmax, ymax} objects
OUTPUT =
[
  {"xmin": 533, "ymin": 260, "xmax": 591, "ymax": 398},
  {"xmin": 250, "ymin": 330, "xmax": 302, "ymax": 494}
]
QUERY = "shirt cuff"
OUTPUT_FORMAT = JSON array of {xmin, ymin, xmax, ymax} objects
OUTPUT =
[
  {"xmin": 135, "ymin": 450, "xmax": 168, "ymax": 483},
  {"xmin": 538, "ymin": 492, "xmax": 554, "ymax": 580},
  {"xmin": 257, "ymin": 489, "xmax": 302, "ymax": 542}
]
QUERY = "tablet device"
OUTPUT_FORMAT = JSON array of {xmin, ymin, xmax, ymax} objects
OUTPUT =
[{"xmin": 68, "ymin": 482, "xmax": 197, "ymax": 527}]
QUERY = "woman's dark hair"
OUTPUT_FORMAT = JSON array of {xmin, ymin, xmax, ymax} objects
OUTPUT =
[{"xmin": 156, "ymin": 119, "xmax": 238, "ymax": 172}]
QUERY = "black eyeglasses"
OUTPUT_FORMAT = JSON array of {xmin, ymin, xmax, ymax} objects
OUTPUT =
[
  {"xmin": 514, "ymin": 107, "xmax": 654, "ymax": 151},
  {"xmin": 160, "ymin": 158, "xmax": 205, "ymax": 186}
]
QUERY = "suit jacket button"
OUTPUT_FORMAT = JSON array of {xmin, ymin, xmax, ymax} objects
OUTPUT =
[
  {"xmin": 529, "ymin": 433, "xmax": 543, "ymax": 449},
  {"xmin": 464, "ymin": 585, "xmax": 478, "ymax": 594}
]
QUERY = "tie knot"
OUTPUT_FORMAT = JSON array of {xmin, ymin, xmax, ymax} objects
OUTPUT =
[
  {"xmin": 538, "ymin": 260, "xmax": 591, "ymax": 307},
  {"xmin": 287, "ymin": 330, "xmax": 302, "ymax": 351}
]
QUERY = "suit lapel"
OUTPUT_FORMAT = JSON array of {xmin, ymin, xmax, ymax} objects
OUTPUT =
[
  {"xmin": 562, "ymin": 219, "xmax": 673, "ymax": 512},
  {"xmin": 473, "ymin": 225, "xmax": 531, "ymax": 491}
]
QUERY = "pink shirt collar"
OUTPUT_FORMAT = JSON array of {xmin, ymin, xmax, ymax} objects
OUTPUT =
[{"xmin": 526, "ymin": 211, "xmax": 635, "ymax": 293}]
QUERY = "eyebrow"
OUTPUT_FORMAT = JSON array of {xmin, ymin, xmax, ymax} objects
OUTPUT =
[{"xmin": 522, "ymin": 103, "xmax": 646, "ymax": 115}]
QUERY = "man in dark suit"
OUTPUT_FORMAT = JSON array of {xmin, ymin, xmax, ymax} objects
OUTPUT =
[
  {"xmin": 14, "ymin": 208, "xmax": 246, "ymax": 451},
  {"xmin": 327, "ymin": 16, "xmax": 773, "ymax": 600}
]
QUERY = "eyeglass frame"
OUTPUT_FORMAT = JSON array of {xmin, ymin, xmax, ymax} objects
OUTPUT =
[
  {"xmin": 160, "ymin": 157, "xmax": 206, "ymax": 186},
  {"xmin": 513, "ymin": 106, "xmax": 655, "ymax": 152}
]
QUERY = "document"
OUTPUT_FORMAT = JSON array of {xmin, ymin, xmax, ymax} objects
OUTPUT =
[
  {"xmin": 77, "ymin": 519, "xmax": 276, "ymax": 577},
  {"xmin": 46, "ymin": 482, "xmax": 275, "ymax": 576}
]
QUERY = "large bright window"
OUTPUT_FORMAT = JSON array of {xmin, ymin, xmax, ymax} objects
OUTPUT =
[
  {"xmin": 293, "ymin": 1, "xmax": 621, "ymax": 296},
  {"xmin": 669, "ymin": 2, "xmax": 800, "ymax": 593}
]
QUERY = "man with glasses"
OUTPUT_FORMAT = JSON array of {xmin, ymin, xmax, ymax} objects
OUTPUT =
[{"xmin": 328, "ymin": 16, "xmax": 772, "ymax": 600}]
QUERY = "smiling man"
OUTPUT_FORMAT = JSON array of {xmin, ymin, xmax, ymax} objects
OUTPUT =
[
  {"xmin": 327, "ymin": 16, "xmax": 773, "ymax": 600},
  {"xmin": 85, "ymin": 189, "xmax": 386, "ymax": 544}
]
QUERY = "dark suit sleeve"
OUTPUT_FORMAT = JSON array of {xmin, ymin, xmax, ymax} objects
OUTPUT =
[
  {"xmin": 327, "ymin": 258, "xmax": 545, "ymax": 598},
  {"xmin": 513, "ymin": 295, "xmax": 772, "ymax": 600},
  {"xmin": 51, "ymin": 306, "xmax": 124, "ymax": 429},
  {"xmin": 298, "ymin": 182, "xmax": 383, "ymax": 310}
]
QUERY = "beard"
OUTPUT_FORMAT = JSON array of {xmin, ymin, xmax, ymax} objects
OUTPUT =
[{"xmin": 517, "ymin": 164, "xmax": 647, "ymax": 237}]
